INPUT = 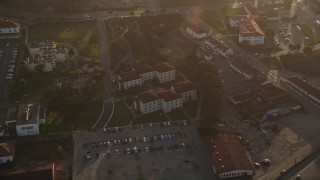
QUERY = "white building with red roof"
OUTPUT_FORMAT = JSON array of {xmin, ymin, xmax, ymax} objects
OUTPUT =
[
  {"xmin": 196, "ymin": 46, "xmax": 213, "ymax": 60},
  {"xmin": 157, "ymin": 90, "xmax": 183, "ymax": 112},
  {"xmin": 119, "ymin": 71, "xmax": 142, "ymax": 90},
  {"xmin": 208, "ymin": 134, "xmax": 253, "ymax": 179},
  {"xmin": 205, "ymin": 36, "xmax": 233, "ymax": 58},
  {"xmin": 171, "ymin": 81, "xmax": 197, "ymax": 103},
  {"xmin": 0, "ymin": 19, "xmax": 20, "ymax": 35},
  {"xmin": 135, "ymin": 91, "xmax": 161, "ymax": 114},
  {"xmin": 229, "ymin": 15, "xmax": 264, "ymax": 46},
  {"xmin": 154, "ymin": 63, "xmax": 176, "ymax": 84},
  {"xmin": 133, "ymin": 64, "xmax": 155, "ymax": 83},
  {"xmin": 0, "ymin": 142, "xmax": 15, "ymax": 164},
  {"xmin": 186, "ymin": 23, "xmax": 207, "ymax": 40}
]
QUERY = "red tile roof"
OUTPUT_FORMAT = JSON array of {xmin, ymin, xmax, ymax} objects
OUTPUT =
[
  {"xmin": 231, "ymin": 57, "xmax": 264, "ymax": 79},
  {"xmin": 136, "ymin": 91, "xmax": 159, "ymax": 103},
  {"xmin": 208, "ymin": 134, "xmax": 253, "ymax": 174},
  {"xmin": 0, "ymin": 142, "xmax": 14, "ymax": 157},
  {"xmin": 120, "ymin": 71, "xmax": 140, "ymax": 82},
  {"xmin": 133, "ymin": 64, "xmax": 154, "ymax": 75},
  {"xmin": 154, "ymin": 63, "xmax": 175, "ymax": 73},
  {"xmin": 206, "ymin": 36, "xmax": 231, "ymax": 53},
  {"xmin": 172, "ymin": 81, "xmax": 196, "ymax": 94},
  {"xmin": 196, "ymin": 46, "xmax": 212, "ymax": 58},
  {"xmin": 232, "ymin": 15, "xmax": 264, "ymax": 37},
  {"xmin": 0, "ymin": 19, "xmax": 20, "ymax": 28},
  {"xmin": 288, "ymin": 76, "xmax": 320, "ymax": 101},
  {"xmin": 187, "ymin": 23, "xmax": 206, "ymax": 35},
  {"xmin": 157, "ymin": 90, "xmax": 181, "ymax": 102}
]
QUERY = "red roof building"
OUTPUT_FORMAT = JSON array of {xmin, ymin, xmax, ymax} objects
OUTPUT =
[
  {"xmin": 205, "ymin": 36, "xmax": 233, "ymax": 57},
  {"xmin": 208, "ymin": 134, "xmax": 253, "ymax": 179},
  {"xmin": 186, "ymin": 22, "xmax": 207, "ymax": 40},
  {"xmin": 0, "ymin": 19, "xmax": 20, "ymax": 35}
]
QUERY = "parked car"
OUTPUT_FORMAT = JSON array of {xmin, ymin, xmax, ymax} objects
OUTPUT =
[{"xmin": 261, "ymin": 159, "xmax": 271, "ymax": 166}]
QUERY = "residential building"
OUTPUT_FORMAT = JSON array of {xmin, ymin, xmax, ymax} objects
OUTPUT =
[
  {"xmin": 228, "ymin": 91, "xmax": 254, "ymax": 105},
  {"xmin": 229, "ymin": 15, "xmax": 264, "ymax": 46},
  {"xmin": 208, "ymin": 134, "xmax": 253, "ymax": 179},
  {"xmin": 205, "ymin": 36, "xmax": 233, "ymax": 58},
  {"xmin": 119, "ymin": 71, "xmax": 142, "ymax": 90},
  {"xmin": 0, "ymin": 163, "xmax": 64, "ymax": 180},
  {"xmin": 287, "ymin": 76, "xmax": 320, "ymax": 104},
  {"xmin": 6, "ymin": 104, "xmax": 43, "ymax": 136},
  {"xmin": 0, "ymin": 19, "xmax": 20, "ymax": 35},
  {"xmin": 196, "ymin": 46, "xmax": 213, "ymax": 60},
  {"xmin": 155, "ymin": 63, "xmax": 176, "ymax": 84},
  {"xmin": 171, "ymin": 81, "xmax": 197, "ymax": 103},
  {"xmin": 0, "ymin": 142, "xmax": 15, "ymax": 164},
  {"xmin": 158, "ymin": 90, "xmax": 183, "ymax": 112},
  {"xmin": 230, "ymin": 57, "xmax": 265, "ymax": 80},
  {"xmin": 133, "ymin": 64, "xmax": 155, "ymax": 83},
  {"xmin": 186, "ymin": 23, "xmax": 207, "ymax": 40},
  {"xmin": 134, "ymin": 91, "xmax": 161, "ymax": 114},
  {"xmin": 255, "ymin": 82, "xmax": 287, "ymax": 101}
]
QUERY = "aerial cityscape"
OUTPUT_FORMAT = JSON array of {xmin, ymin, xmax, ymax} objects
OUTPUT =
[{"xmin": 0, "ymin": 0, "xmax": 320, "ymax": 179}]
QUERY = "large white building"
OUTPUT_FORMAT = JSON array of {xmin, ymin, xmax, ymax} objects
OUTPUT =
[
  {"xmin": 155, "ymin": 63, "xmax": 176, "ymax": 84},
  {"xmin": 186, "ymin": 23, "xmax": 207, "ymax": 40},
  {"xmin": 171, "ymin": 81, "xmax": 197, "ymax": 103},
  {"xmin": 208, "ymin": 134, "xmax": 253, "ymax": 179},
  {"xmin": 0, "ymin": 19, "xmax": 20, "ymax": 35},
  {"xmin": 229, "ymin": 15, "xmax": 264, "ymax": 46},
  {"xmin": 158, "ymin": 90, "xmax": 183, "ymax": 113},
  {"xmin": 205, "ymin": 36, "xmax": 233, "ymax": 58},
  {"xmin": 0, "ymin": 142, "xmax": 15, "ymax": 164},
  {"xmin": 133, "ymin": 64, "xmax": 156, "ymax": 83},
  {"xmin": 119, "ymin": 71, "xmax": 142, "ymax": 90},
  {"xmin": 135, "ymin": 91, "xmax": 161, "ymax": 114}
]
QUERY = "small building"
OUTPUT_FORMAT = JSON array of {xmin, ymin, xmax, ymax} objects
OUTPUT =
[
  {"xmin": 0, "ymin": 19, "xmax": 20, "ymax": 35},
  {"xmin": 133, "ymin": 64, "xmax": 155, "ymax": 83},
  {"xmin": 134, "ymin": 91, "xmax": 161, "ymax": 114},
  {"xmin": 157, "ymin": 90, "xmax": 183, "ymax": 113},
  {"xmin": 205, "ymin": 36, "xmax": 233, "ymax": 58},
  {"xmin": 186, "ymin": 23, "xmax": 207, "ymax": 40},
  {"xmin": 228, "ymin": 91, "xmax": 254, "ymax": 105},
  {"xmin": 208, "ymin": 134, "xmax": 253, "ymax": 179},
  {"xmin": 0, "ymin": 142, "xmax": 15, "ymax": 164},
  {"xmin": 119, "ymin": 71, "xmax": 142, "ymax": 90},
  {"xmin": 255, "ymin": 82, "xmax": 287, "ymax": 101},
  {"xmin": 287, "ymin": 76, "xmax": 320, "ymax": 104},
  {"xmin": 230, "ymin": 57, "xmax": 265, "ymax": 80},
  {"xmin": 171, "ymin": 81, "xmax": 197, "ymax": 103},
  {"xmin": 14, "ymin": 104, "xmax": 40, "ymax": 136},
  {"xmin": 229, "ymin": 15, "xmax": 264, "ymax": 46},
  {"xmin": 196, "ymin": 46, "xmax": 213, "ymax": 60},
  {"xmin": 154, "ymin": 63, "xmax": 176, "ymax": 84}
]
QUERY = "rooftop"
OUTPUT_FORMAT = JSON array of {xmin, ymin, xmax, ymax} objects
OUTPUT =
[
  {"xmin": 256, "ymin": 81, "xmax": 286, "ymax": 101},
  {"xmin": 206, "ymin": 36, "xmax": 231, "ymax": 53},
  {"xmin": 208, "ymin": 134, "xmax": 253, "ymax": 174},
  {"xmin": 7, "ymin": 104, "xmax": 39, "ymax": 125},
  {"xmin": 172, "ymin": 81, "xmax": 196, "ymax": 94},
  {"xmin": 228, "ymin": 91, "xmax": 254, "ymax": 105},
  {"xmin": 136, "ymin": 91, "xmax": 159, "ymax": 103},
  {"xmin": 288, "ymin": 76, "xmax": 320, "ymax": 101},
  {"xmin": 154, "ymin": 63, "xmax": 175, "ymax": 73},
  {"xmin": 157, "ymin": 90, "xmax": 181, "ymax": 102},
  {"xmin": 196, "ymin": 46, "xmax": 212, "ymax": 57},
  {"xmin": 0, "ymin": 19, "xmax": 20, "ymax": 28},
  {"xmin": 133, "ymin": 64, "xmax": 154, "ymax": 75},
  {"xmin": 231, "ymin": 57, "xmax": 265, "ymax": 79},
  {"xmin": 120, "ymin": 71, "xmax": 141, "ymax": 82},
  {"xmin": 186, "ymin": 22, "xmax": 206, "ymax": 34},
  {"xmin": 231, "ymin": 15, "xmax": 264, "ymax": 37},
  {"xmin": 0, "ymin": 142, "xmax": 15, "ymax": 158}
]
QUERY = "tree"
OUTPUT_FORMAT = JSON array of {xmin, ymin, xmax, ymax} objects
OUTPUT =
[
  {"xmin": 35, "ymin": 64, "xmax": 44, "ymax": 73},
  {"xmin": 18, "ymin": 78, "xmax": 28, "ymax": 89},
  {"xmin": 265, "ymin": 29, "xmax": 275, "ymax": 42}
]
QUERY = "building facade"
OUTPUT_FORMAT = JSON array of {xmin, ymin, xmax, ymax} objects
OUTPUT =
[
  {"xmin": 155, "ymin": 63, "xmax": 176, "ymax": 84},
  {"xmin": 120, "ymin": 71, "xmax": 142, "ymax": 90},
  {"xmin": 158, "ymin": 91, "xmax": 183, "ymax": 112},
  {"xmin": 205, "ymin": 36, "xmax": 233, "ymax": 57},
  {"xmin": 186, "ymin": 24, "xmax": 207, "ymax": 40},
  {"xmin": 0, "ymin": 19, "xmax": 20, "ymax": 35},
  {"xmin": 171, "ymin": 81, "xmax": 197, "ymax": 103},
  {"xmin": 135, "ymin": 91, "xmax": 161, "ymax": 114}
]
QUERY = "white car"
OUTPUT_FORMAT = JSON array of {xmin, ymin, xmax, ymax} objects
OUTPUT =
[
  {"xmin": 296, "ymin": 25, "xmax": 301, "ymax": 31},
  {"xmin": 145, "ymin": 147, "xmax": 149, "ymax": 152},
  {"xmin": 86, "ymin": 152, "xmax": 91, "ymax": 159}
]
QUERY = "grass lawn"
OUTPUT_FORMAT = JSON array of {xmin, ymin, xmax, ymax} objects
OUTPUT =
[
  {"xmin": 299, "ymin": 23, "xmax": 320, "ymax": 44},
  {"xmin": 107, "ymin": 101, "xmax": 134, "ymax": 127},
  {"xmin": 134, "ymin": 111, "xmax": 168, "ymax": 124},
  {"xmin": 41, "ymin": 102, "xmax": 103, "ymax": 133},
  {"xmin": 199, "ymin": 10, "xmax": 225, "ymax": 34},
  {"xmin": 158, "ymin": 0, "xmax": 199, "ymax": 8},
  {"xmin": 260, "ymin": 57, "xmax": 282, "ymax": 70},
  {"xmin": 28, "ymin": 21, "xmax": 100, "ymax": 58}
]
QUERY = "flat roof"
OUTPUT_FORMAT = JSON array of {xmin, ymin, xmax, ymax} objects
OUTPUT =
[
  {"xmin": 7, "ymin": 104, "xmax": 39, "ymax": 125},
  {"xmin": 288, "ymin": 76, "xmax": 320, "ymax": 101}
]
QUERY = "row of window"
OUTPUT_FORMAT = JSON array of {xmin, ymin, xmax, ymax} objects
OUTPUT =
[
  {"xmin": 221, "ymin": 172, "xmax": 246, "ymax": 177},
  {"xmin": 21, "ymin": 126, "xmax": 34, "ymax": 130}
]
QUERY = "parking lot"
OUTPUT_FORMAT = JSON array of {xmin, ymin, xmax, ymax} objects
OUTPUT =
[
  {"xmin": 0, "ymin": 42, "xmax": 17, "ymax": 107},
  {"xmin": 73, "ymin": 120, "xmax": 216, "ymax": 180}
]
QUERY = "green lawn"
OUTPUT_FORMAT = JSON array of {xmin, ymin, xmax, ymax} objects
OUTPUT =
[
  {"xmin": 299, "ymin": 24, "xmax": 320, "ymax": 44},
  {"xmin": 158, "ymin": 0, "xmax": 199, "ymax": 8},
  {"xmin": 260, "ymin": 57, "xmax": 282, "ymax": 70},
  {"xmin": 41, "ymin": 102, "xmax": 102, "ymax": 133},
  {"xmin": 28, "ymin": 21, "xmax": 100, "ymax": 58},
  {"xmin": 134, "ymin": 111, "xmax": 168, "ymax": 124},
  {"xmin": 199, "ymin": 10, "xmax": 225, "ymax": 34},
  {"xmin": 107, "ymin": 101, "xmax": 134, "ymax": 127}
]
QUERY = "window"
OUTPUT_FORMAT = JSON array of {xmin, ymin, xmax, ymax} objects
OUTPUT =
[{"xmin": 21, "ymin": 127, "xmax": 25, "ymax": 130}]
